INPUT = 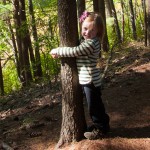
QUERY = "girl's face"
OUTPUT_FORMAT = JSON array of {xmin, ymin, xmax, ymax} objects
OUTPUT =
[{"xmin": 81, "ymin": 20, "xmax": 98, "ymax": 40}]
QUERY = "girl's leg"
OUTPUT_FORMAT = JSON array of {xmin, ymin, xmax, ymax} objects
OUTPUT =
[{"xmin": 82, "ymin": 83, "xmax": 110, "ymax": 133}]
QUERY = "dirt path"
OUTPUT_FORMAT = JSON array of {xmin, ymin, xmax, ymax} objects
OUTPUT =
[{"xmin": 0, "ymin": 43, "xmax": 150, "ymax": 150}]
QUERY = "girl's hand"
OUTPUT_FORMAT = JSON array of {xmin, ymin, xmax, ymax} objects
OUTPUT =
[
  {"xmin": 50, "ymin": 49, "xmax": 58, "ymax": 58},
  {"xmin": 51, "ymin": 54, "xmax": 58, "ymax": 58}
]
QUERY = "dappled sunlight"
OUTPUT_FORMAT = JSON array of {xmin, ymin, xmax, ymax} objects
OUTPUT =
[
  {"xmin": 55, "ymin": 138, "xmax": 150, "ymax": 150},
  {"xmin": 132, "ymin": 63, "xmax": 150, "ymax": 73}
]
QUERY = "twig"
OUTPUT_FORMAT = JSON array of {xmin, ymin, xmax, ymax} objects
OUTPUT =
[{"xmin": 100, "ymin": 42, "xmax": 121, "ymax": 85}]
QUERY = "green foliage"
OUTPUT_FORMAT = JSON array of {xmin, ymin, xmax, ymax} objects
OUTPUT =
[
  {"xmin": 0, "ymin": 3, "xmax": 17, "ymax": 94},
  {"xmin": 0, "ymin": 20, "xmax": 10, "ymax": 47},
  {"xmin": 40, "ymin": 53, "xmax": 60, "ymax": 80},
  {"xmin": 0, "ymin": 3, "xmax": 12, "ymax": 17},
  {"xmin": 30, "ymin": 0, "xmax": 59, "ymax": 81},
  {"xmin": 106, "ymin": 17, "xmax": 117, "ymax": 47},
  {"xmin": 38, "ymin": 24, "xmax": 60, "ymax": 80},
  {"xmin": 33, "ymin": 0, "xmax": 57, "ymax": 10},
  {"xmin": 135, "ymin": 14, "xmax": 144, "ymax": 40},
  {"xmin": 3, "ymin": 60, "xmax": 21, "ymax": 93}
]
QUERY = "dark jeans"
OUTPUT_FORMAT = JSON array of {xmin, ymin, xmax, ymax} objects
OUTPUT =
[{"xmin": 82, "ymin": 83, "xmax": 109, "ymax": 129}]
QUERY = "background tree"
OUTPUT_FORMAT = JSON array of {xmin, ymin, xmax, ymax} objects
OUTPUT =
[
  {"xmin": 105, "ymin": 0, "xmax": 112, "ymax": 17},
  {"xmin": 77, "ymin": 0, "xmax": 85, "ymax": 34},
  {"xmin": 1, "ymin": 0, "xmax": 20, "ymax": 93},
  {"xmin": 20, "ymin": 0, "xmax": 33, "ymax": 85},
  {"xmin": 57, "ymin": 0, "xmax": 86, "ymax": 148},
  {"xmin": 109, "ymin": 0, "xmax": 122, "ymax": 42},
  {"xmin": 13, "ymin": 0, "xmax": 25, "ymax": 84},
  {"xmin": 147, "ymin": 0, "xmax": 150, "ymax": 46},
  {"xmin": 77, "ymin": 0, "xmax": 85, "ymax": 19},
  {"xmin": 7, "ymin": 17, "xmax": 20, "ymax": 78},
  {"xmin": 94, "ymin": 0, "xmax": 109, "ymax": 52},
  {"xmin": 120, "ymin": 0, "xmax": 125, "ymax": 41},
  {"xmin": 3, "ymin": 0, "xmax": 20, "ymax": 79},
  {"xmin": 0, "ymin": 58, "xmax": 4, "ymax": 96},
  {"xmin": 129, "ymin": 0, "xmax": 137, "ymax": 40},
  {"xmin": 93, "ymin": 0, "xmax": 99, "ymax": 12},
  {"xmin": 143, "ymin": 0, "xmax": 147, "ymax": 46},
  {"xmin": 28, "ymin": 0, "xmax": 42, "ymax": 78}
]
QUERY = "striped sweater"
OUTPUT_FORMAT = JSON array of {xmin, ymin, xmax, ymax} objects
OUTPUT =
[{"xmin": 55, "ymin": 37, "xmax": 101, "ymax": 87}]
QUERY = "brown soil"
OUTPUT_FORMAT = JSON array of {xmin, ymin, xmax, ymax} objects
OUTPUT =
[{"xmin": 0, "ymin": 42, "xmax": 150, "ymax": 150}]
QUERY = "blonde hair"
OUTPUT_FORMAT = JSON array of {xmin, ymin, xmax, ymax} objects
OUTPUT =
[{"xmin": 82, "ymin": 12, "xmax": 105, "ymax": 41}]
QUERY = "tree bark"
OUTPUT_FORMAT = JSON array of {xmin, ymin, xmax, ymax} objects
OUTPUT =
[
  {"xmin": 121, "ymin": 0, "xmax": 125, "ymax": 41},
  {"xmin": 13, "ymin": 0, "xmax": 25, "ymax": 84},
  {"xmin": 93, "ymin": 0, "xmax": 99, "ymax": 12},
  {"xmin": 96, "ymin": 0, "xmax": 110, "ymax": 52},
  {"xmin": 57, "ymin": 0, "xmax": 86, "ymax": 148},
  {"xmin": 77, "ymin": 0, "xmax": 85, "ymax": 17},
  {"xmin": 28, "ymin": 0, "xmax": 42, "ymax": 78},
  {"xmin": 147, "ymin": 0, "xmax": 150, "ymax": 46},
  {"xmin": 7, "ymin": 18, "xmax": 20, "ymax": 79},
  {"xmin": 142, "ymin": 0, "xmax": 147, "ymax": 46},
  {"xmin": 0, "ymin": 58, "xmax": 4, "ymax": 96},
  {"xmin": 77, "ymin": 0, "xmax": 85, "ymax": 35},
  {"xmin": 109, "ymin": 0, "xmax": 122, "ymax": 42},
  {"xmin": 129, "ymin": 0, "xmax": 137, "ymax": 40},
  {"xmin": 19, "ymin": 0, "xmax": 32, "ymax": 85},
  {"xmin": 105, "ymin": 0, "xmax": 112, "ymax": 17}
]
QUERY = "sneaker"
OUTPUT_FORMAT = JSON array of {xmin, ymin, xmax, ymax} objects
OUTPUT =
[
  {"xmin": 87, "ymin": 123, "xmax": 110, "ymax": 134},
  {"xmin": 84, "ymin": 129, "xmax": 103, "ymax": 140}
]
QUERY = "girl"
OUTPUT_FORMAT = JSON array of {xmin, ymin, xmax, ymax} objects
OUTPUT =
[{"xmin": 50, "ymin": 11, "xmax": 110, "ymax": 140}]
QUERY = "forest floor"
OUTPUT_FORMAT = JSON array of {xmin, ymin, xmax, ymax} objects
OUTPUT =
[{"xmin": 0, "ymin": 42, "xmax": 150, "ymax": 150}]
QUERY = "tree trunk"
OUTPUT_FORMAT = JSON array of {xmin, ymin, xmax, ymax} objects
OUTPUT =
[
  {"xmin": 0, "ymin": 58, "xmax": 4, "ymax": 96},
  {"xmin": 147, "ymin": 0, "xmax": 150, "ymax": 46},
  {"xmin": 109, "ymin": 0, "xmax": 122, "ymax": 42},
  {"xmin": 7, "ymin": 18, "xmax": 21, "ymax": 80},
  {"xmin": 105, "ymin": 0, "xmax": 112, "ymax": 17},
  {"xmin": 129, "ymin": 0, "xmax": 137, "ymax": 40},
  {"xmin": 27, "ymin": 32, "xmax": 37, "ymax": 79},
  {"xmin": 143, "ymin": 0, "xmax": 147, "ymax": 46},
  {"xmin": 121, "ymin": 0, "xmax": 125, "ymax": 41},
  {"xmin": 93, "ymin": 0, "xmax": 99, "ymax": 12},
  {"xmin": 96, "ymin": 0, "xmax": 109, "ymax": 52},
  {"xmin": 13, "ymin": 0, "xmax": 25, "ymax": 84},
  {"xmin": 19, "ymin": 0, "xmax": 32, "ymax": 85},
  {"xmin": 3, "ymin": 0, "xmax": 20, "ymax": 81},
  {"xmin": 28, "ymin": 0, "xmax": 42, "ymax": 78},
  {"xmin": 57, "ymin": 0, "xmax": 86, "ymax": 148},
  {"xmin": 77, "ymin": 0, "xmax": 85, "ymax": 35},
  {"xmin": 77, "ymin": 0, "xmax": 85, "ymax": 18}
]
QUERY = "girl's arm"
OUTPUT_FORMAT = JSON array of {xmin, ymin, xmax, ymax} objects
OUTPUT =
[{"xmin": 50, "ymin": 39, "xmax": 96, "ymax": 57}]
